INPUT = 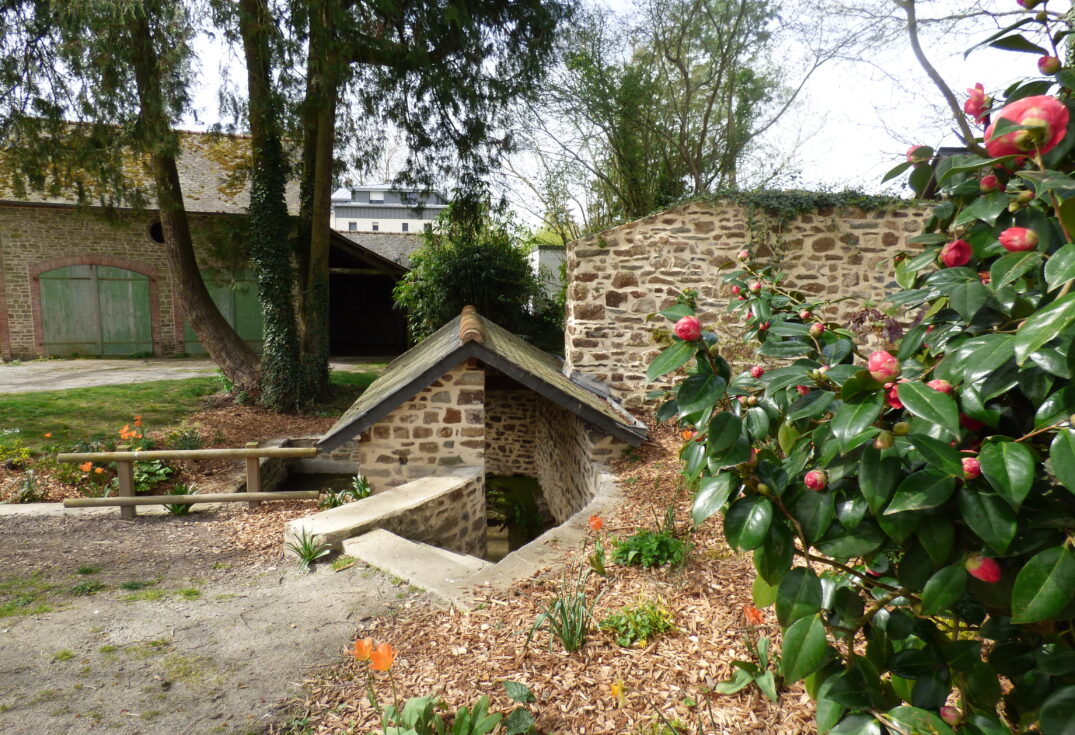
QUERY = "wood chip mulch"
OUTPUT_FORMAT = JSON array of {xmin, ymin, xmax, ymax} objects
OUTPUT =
[{"xmin": 279, "ymin": 422, "xmax": 815, "ymax": 735}]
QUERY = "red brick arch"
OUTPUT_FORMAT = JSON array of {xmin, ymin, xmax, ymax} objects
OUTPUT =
[{"xmin": 28, "ymin": 255, "xmax": 162, "ymax": 356}]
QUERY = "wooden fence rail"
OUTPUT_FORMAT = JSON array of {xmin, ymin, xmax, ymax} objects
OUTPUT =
[{"xmin": 56, "ymin": 445, "xmax": 318, "ymax": 518}]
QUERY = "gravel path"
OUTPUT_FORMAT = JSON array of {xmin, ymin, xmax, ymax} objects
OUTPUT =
[{"xmin": 0, "ymin": 510, "xmax": 411, "ymax": 735}]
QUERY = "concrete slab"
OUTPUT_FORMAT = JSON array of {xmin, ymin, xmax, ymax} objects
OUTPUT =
[{"xmin": 343, "ymin": 529, "xmax": 491, "ymax": 605}]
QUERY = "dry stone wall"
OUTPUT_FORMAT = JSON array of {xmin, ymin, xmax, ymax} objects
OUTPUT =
[
  {"xmin": 484, "ymin": 388, "xmax": 539, "ymax": 476},
  {"xmin": 342, "ymin": 361, "xmax": 486, "ymax": 492},
  {"xmin": 0, "ymin": 204, "xmax": 242, "ymax": 359},
  {"xmin": 534, "ymin": 400, "xmax": 626, "ymax": 523},
  {"xmin": 564, "ymin": 200, "xmax": 930, "ymax": 407}
]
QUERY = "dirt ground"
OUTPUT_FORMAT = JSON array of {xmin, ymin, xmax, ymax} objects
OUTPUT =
[{"xmin": 0, "ymin": 506, "xmax": 419, "ymax": 735}]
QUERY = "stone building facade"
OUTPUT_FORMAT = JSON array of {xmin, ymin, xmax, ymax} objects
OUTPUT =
[{"xmin": 563, "ymin": 200, "xmax": 931, "ymax": 407}]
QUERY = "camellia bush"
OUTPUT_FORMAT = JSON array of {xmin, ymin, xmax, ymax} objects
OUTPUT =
[{"xmin": 649, "ymin": 12, "xmax": 1075, "ymax": 735}]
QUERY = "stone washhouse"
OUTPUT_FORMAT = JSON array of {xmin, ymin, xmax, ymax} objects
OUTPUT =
[{"xmin": 286, "ymin": 306, "xmax": 646, "ymax": 604}]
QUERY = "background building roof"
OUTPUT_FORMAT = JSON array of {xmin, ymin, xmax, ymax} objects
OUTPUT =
[{"xmin": 337, "ymin": 231, "xmax": 423, "ymax": 268}]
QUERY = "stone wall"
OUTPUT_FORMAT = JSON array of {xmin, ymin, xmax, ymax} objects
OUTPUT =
[
  {"xmin": 534, "ymin": 400, "xmax": 626, "ymax": 523},
  {"xmin": 484, "ymin": 388, "xmax": 539, "ymax": 476},
  {"xmin": 344, "ymin": 361, "xmax": 486, "ymax": 492},
  {"xmin": 0, "ymin": 204, "xmax": 241, "ymax": 360},
  {"xmin": 564, "ymin": 200, "xmax": 930, "ymax": 407},
  {"xmin": 285, "ymin": 466, "xmax": 487, "ymax": 558}
]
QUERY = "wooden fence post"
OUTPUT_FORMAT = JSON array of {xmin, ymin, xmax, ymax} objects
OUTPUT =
[
  {"xmin": 245, "ymin": 442, "xmax": 261, "ymax": 509},
  {"xmin": 116, "ymin": 444, "xmax": 135, "ymax": 519}
]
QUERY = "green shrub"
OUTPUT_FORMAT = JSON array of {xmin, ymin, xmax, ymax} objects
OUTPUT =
[
  {"xmin": 612, "ymin": 529, "xmax": 687, "ymax": 568},
  {"xmin": 10, "ymin": 470, "xmax": 46, "ymax": 503},
  {"xmin": 163, "ymin": 483, "xmax": 197, "ymax": 515},
  {"xmin": 599, "ymin": 598, "xmax": 675, "ymax": 646},
  {"xmin": 527, "ymin": 564, "xmax": 603, "ymax": 652},
  {"xmin": 165, "ymin": 427, "xmax": 203, "ymax": 450}
]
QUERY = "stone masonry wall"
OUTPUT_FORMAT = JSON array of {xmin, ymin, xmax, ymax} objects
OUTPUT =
[
  {"xmin": 484, "ymin": 388, "xmax": 539, "ymax": 476},
  {"xmin": 344, "ymin": 361, "xmax": 486, "ymax": 492},
  {"xmin": 534, "ymin": 400, "xmax": 626, "ymax": 523},
  {"xmin": 564, "ymin": 200, "xmax": 931, "ymax": 408},
  {"xmin": 0, "ymin": 205, "xmax": 241, "ymax": 359}
]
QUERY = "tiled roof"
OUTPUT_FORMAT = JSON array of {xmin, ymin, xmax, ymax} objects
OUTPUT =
[
  {"xmin": 336, "ymin": 231, "xmax": 422, "ymax": 268},
  {"xmin": 0, "ymin": 130, "xmax": 300, "ymax": 215},
  {"xmin": 318, "ymin": 306, "xmax": 647, "ymax": 450}
]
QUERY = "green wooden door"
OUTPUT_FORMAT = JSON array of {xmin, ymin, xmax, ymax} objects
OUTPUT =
[
  {"xmin": 39, "ymin": 265, "xmax": 152, "ymax": 356},
  {"xmin": 184, "ymin": 270, "xmax": 264, "ymax": 355}
]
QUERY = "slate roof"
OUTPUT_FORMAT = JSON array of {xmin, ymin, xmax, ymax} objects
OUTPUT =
[
  {"xmin": 0, "ymin": 130, "xmax": 300, "ymax": 215},
  {"xmin": 318, "ymin": 306, "xmax": 647, "ymax": 450},
  {"xmin": 337, "ymin": 231, "xmax": 422, "ymax": 268}
]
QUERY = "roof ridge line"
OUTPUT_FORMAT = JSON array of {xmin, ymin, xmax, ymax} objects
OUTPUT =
[{"xmin": 458, "ymin": 306, "xmax": 485, "ymax": 344}]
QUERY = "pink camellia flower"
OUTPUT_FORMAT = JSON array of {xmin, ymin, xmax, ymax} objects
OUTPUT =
[
  {"xmin": 750, "ymin": 365, "xmax": 765, "ymax": 379},
  {"xmin": 979, "ymin": 174, "xmax": 1003, "ymax": 193},
  {"xmin": 885, "ymin": 383, "xmax": 903, "ymax": 409},
  {"xmin": 940, "ymin": 707, "xmax": 961, "ymax": 727},
  {"xmin": 804, "ymin": 470, "xmax": 827, "ymax": 491},
  {"xmin": 758, "ymin": 321, "xmax": 770, "ymax": 331},
  {"xmin": 964, "ymin": 83, "xmax": 991, "ymax": 124},
  {"xmin": 796, "ymin": 385, "xmax": 810, "ymax": 396},
  {"xmin": 985, "ymin": 95, "xmax": 1069, "ymax": 156},
  {"xmin": 674, "ymin": 316, "xmax": 702, "ymax": 341},
  {"xmin": 867, "ymin": 350, "xmax": 900, "ymax": 382},
  {"xmin": 963, "ymin": 457, "xmax": 982, "ymax": 480},
  {"xmin": 1039, "ymin": 55, "xmax": 1062, "ymax": 75},
  {"xmin": 927, "ymin": 379, "xmax": 953, "ymax": 394},
  {"xmin": 941, "ymin": 239, "xmax": 972, "ymax": 268},
  {"xmin": 998, "ymin": 226, "xmax": 1039, "ymax": 252},
  {"xmin": 965, "ymin": 554, "xmax": 1002, "ymax": 583},
  {"xmin": 906, "ymin": 145, "xmax": 931, "ymax": 164}
]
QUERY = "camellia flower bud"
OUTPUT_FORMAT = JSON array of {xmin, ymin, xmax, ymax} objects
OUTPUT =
[
  {"xmin": 799, "ymin": 309, "xmax": 812, "ymax": 320},
  {"xmin": 874, "ymin": 430, "xmax": 895, "ymax": 450},
  {"xmin": 892, "ymin": 421, "xmax": 911, "ymax": 436},
  {"xmin": 965, "ymin": 553, "xmax": 1002, "ymax": 582},
  {"xmin": 737, "ymin": 249, "xmax": 750, "ymax": 261},
  {"xmin": 756, "ymin": 483, "xmax": 770, "ymax": 495},
  {"xmin": 927, "ymin": 379, "xmax": 953, "ymax": 394},
  {"xmin": 906, "ymin": 145, "xmax": 931, "ymax": 164},
  {"xmin": 963, "ymin": 457, "xmax": 982, "ymax": 480},
  {"xmin": 750, "ymin": 365, "xmax": 765, "ymax": 379},
  {"xmin": 998, "ymin": 226, "xmax": 1039, "ymax": 252},
  {"xmin": 731, "ymin": 285, "xmax": 741, "ymax": 295},
  {"xmin": 1039, "ymin": 55, "xmax": 1062, "ymax": 74},
  {"xmin": 674, "ymin": 316, "xmax": 702, "ymax": 341},
  {"xmin": 941, "ymin": 239, "xmax": 972, "ymax": 268},
  {"xmin": 796, "ymin": 385, "xmax": 810, "ymax": 396},
  {"xmin": 758, "ymin": 321, "xmax": 770, "ymax": 331},
  {"xmin": 940, "ymin": 707, "xmax": 961, "ymax": 727},
  {"xmin": 979, "ymin": 174, "xmax": 1003, "ymax": 193},
  {"xmin": 748, "ymin": 281, "xmax": 762, "ymax": 293},
  {"xmin": 804, "ymin": 469, "xmax": 828, "ymax": 491},
  {"xmin": 867, "ymin": 350, "xmax": 900, "ymax": 382},
  {"xmin": 809, "ymin": 323, "xmax": 826, "ymax": 338},
  {"xmin": 745, "ymin": 395, "xmax": 758, "ymax": 407},
  {"xmin": 1017, "ymin": 189, "xmax": 1035, "ymax": 205}
]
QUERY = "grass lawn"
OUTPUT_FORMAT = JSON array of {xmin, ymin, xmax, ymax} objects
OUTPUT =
[{"xmin": 0, "ymin": 368, "xmax": 382, "ymax": 450}]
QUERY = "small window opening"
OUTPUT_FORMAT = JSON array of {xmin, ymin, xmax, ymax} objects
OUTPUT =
[
  {"xmin": 148, "ymin": 220, "xmax": 165, "ymax": 244},
  {"xmin": 348, "ymin": 222, "xmax": 357, "ymax": 232},
  {"xmin": 401, "ymin": 222, "xmax": 409, "ymax": 232},
  {"xmin": 372, "ymin": 221, "xmax": 380, "ymax": 232}
]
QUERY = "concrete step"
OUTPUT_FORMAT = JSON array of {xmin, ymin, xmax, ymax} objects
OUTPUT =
[{"xmin": 343, "ymin": 529, "xmax": 491, "ymax": 605}]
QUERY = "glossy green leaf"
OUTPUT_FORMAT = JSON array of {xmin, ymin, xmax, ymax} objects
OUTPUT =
[
  {"xmin": 882, "ymin": 160, "xmax": 914, "ymax": 184},
  {"xmin": 954, "ymin": 191, "xmax": 1009, "ymax": 227},
  {"xmin": 920, "ymin": 564, "xmax": 968, "ymax": 616},
  {"xmin": 1041, "ymin": 684, "xmax": 1075, "ymax": 735},
  {"xmin": 647, "ymin": 340, "xmax": 697, "ymax": 382},
  {"xmin": 831, "ymin": 393, "xmax": 884, "ymax": 452},
  {"xmin": 958, "ymin": 488, "xmax": 1017, "ymax": 553},
  {"xmin": 878, "ymin": 510, "xmax": 921, "ymax": 543},
  {"xmin": 1046, "ymin": 243, "xmax": 1075, "ymax": 291},
  {"xmin": 745, "ymin": 407, "xmax": 770, "ymax": 440},
  {"xmin": 885, "ymin": 470, "xmax": 956, "ymax": 514},
  {"xmin": 991, "ymin": 251, "xmax": 1043, "ymax": 289},
  {"xmin": 1012, "ymin": 545, "xmax": 1075, "ymax": 623},
  {"xmin": 707, "ymin": 413, "xmax": 741, "ymax": 454},
  {"xmin": 676, "ymin": 373, "xmax": 726, "ymax": 414},
  {"xmin": 692, "ymin": 473, "xmax": 737, "ymax": 526},
  {"xmin": 724, "ymin": 495, "xmax": 773, "ymax": 551},
  {"xmin": 780, "ymin": 614, "xmax": 828, "ymax": 682},
  {"xmin": 907, "ymin": 434, "xmax": 964, "ymax": 477},
  {"xmin": 886, "ymin": 706, "xmax": 954, "ymax": 735},
  {"xmin": 753, "ymin": 521, "xmax": 794, "ymax": 585},
  {"xmin": 966, "ymin": 713, "xmax": 1012, "ymax": 735},
  {"xmin": 918, "ymin": 515, "xmax": 955, "ymax": 567},
  {"xmin": 792, "ymin": 488, "xmax": 836, "ymax": 543},
  {"xmin": 898, "ymin": 383, "xmax": 960, "ymax": 437},
  {"xmin": 859, "ymin": 449, "xmax": 900, "ymax": 514},
  {"xmin": 752, "ymin": 575, "xmax": 778, "ymax": 608},
  {"xmin": 979, "ymin": 440, "xmax": 1036, "ymax": 510},
  {"xmin": 815, "ymin": 522, "xmax": 885, "ymax": 559},
  {"xmin": 776, "ymin": 567, "xmax": 822, "ymax": 627},
  {"xmin": 1051, "ymin": 430, "xmax": 1075, "ymax": 494},
  {"xmin": 962, "ymin": 334, "xmax": 1015, "ymax": 384},
  {"xmin": 1015, "ymin": 293, "xmax": 1075, "ymax": 365},
  {"xmin": 827, "ymin": 715, "xmax": 882, "ymax": 735},
  {"xmin": 950, "ymin": 281, "xmax": 991, "ymax": 321},
  {"xmin": 787, "ymin": 390, "xmax": 835, "ymax": 421}
]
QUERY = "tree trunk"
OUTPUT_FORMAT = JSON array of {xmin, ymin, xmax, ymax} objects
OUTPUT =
[
  {"xmin": 295, "ymin": 3, "xmax": 338, "ymax": 398},
  {"xmin": 127, "ymin": 7, "xmax": 260, "ymax": 393},
  {"xmin": 238, "ymin": 0, "xmax": 303, "ymax": 411}
]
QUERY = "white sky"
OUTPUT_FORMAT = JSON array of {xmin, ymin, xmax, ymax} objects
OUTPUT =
[{"xmin": 181, "ymin": 2, "xmax": 1036, "ymax": 206}]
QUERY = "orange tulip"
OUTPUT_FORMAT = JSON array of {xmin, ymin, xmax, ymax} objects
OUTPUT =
[
  {"xmin": 353, "ymin": 638, "xmax": 374, "ymax": 662},
  {"xmin": 588, "ymin": 515, "xmax": 603, "ymax": 533},
  {"xmin": 43, "ymin": 433, "xmax": 52, "ymax": 438},
  {"xmin": 681, "ymin": 429, "xmax": 695, "ymax": 441},
  {"xmin": 370, "ymin": 643, "xmax": 395, "ymax": 671},
  {"xmin": 743, "ymin": 605, "xmax": 764, "ymax": 626},
  {"xmin": 134, "ymin": 419, "xmax": 142, "ymax": 427},
  {"xmin": 94, "ymin": 467, "xmax": 105, "ymax": 475},
  {"xmin": 80, "ymin": 461, "xmax": 93, "ymax": 472}
]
